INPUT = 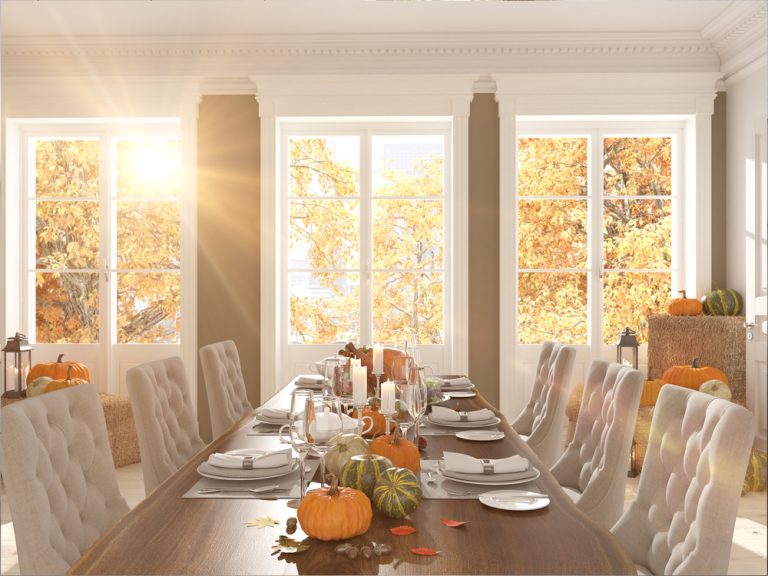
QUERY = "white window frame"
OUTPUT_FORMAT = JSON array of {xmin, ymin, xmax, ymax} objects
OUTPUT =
[{"xmin": 256, "ymin": 74, "xmax": 475, "ymax": 400}]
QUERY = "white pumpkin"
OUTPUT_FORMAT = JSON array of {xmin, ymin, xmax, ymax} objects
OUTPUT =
[
  {"xmin": 323, "ymin": 433, "xmax": 369, "ymax": 477},
  {"xmin": 26, "ymin": 376, "xmax": 53, "ymax": 397},
  {"xmin": 699, "ymin": 379, "xmax": 732, "ymax": 400}
]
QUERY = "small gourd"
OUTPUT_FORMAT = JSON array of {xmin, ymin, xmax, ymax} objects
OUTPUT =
[
  {"xmin": 661, "ymin": 358, "xmax": 728, "ymax": 391},
  {"xmin": 372, "ymin": 467, "xmax": 422, "ymax": 519},
  {"xmin": 324, "ymin": 433, "xmax": 370, "ymax": 478},
  {"xmin": 667, "ymin": 290, "xmax": 702, "ymax": 316},
  {"xmin": 350, "ymin": 398, "xmax": 390, "ymax": 437},
  {"xmin": 297, "ymin": 473, "xmax": 372, "ymax": 541},
  {"xmin": 701, "ymin": 288, "xmax": 743, "ymax": 316},
  {"xmin": 25, "ymin": 376, "xmax": 53, "ymax": 397},
  {"xmin": 370, "ymin": 427, "xmax": 420, "ymax": 473},
  {"xmin": 340, "ymin": 454, "xmax": 393, "ymax": 498},
  {"xmin": 45, "ymin": 366, "xmax": 87, "ymax": 393}
]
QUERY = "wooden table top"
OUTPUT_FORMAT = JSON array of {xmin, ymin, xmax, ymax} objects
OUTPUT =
[{"xmin": 69, "ymin": 384, "xmax": 634, "ymax": 575}]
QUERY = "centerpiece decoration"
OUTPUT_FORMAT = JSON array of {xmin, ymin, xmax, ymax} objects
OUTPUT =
[
  {"xmin": 297, "ymin": 473, "xmax": 372, "ymax": 541},
  {"xmin": 350, "ymin": 398, "xmax": 391, "ymax": 437},
  {"xmin": 340, "ymin": 454, "xmax": 394, "ymax": 498},
  {"xmin": 372, "ymin": 467, "xmax": 422, "ymax": 519},
  {"xmin": 370, "ymin": 426, "xmax": 420, "ymax": 473},
  {"xmin": 338, "ymin": 342, "xmax": 405, "ymax": 396},
  {"xmin": 324, "ymin": 433, "xmax": 370, "ymax": 477}
]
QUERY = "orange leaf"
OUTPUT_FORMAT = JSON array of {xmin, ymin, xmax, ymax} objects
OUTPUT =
[
  {"xmin": 440, "ymin": 518, "xmax": 467, "ymax": 527},
  {"xmin": 391, "ymin": 525, "xmax": 417, "ymax": 536},
  {"xmin": 411, "ymin": 547, "xmax": 440, "ymax": 556}
]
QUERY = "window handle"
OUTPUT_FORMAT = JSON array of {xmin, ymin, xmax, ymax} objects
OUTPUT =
[{"xmin": 103, "ymin": 260, "xmax": 110, "ymax": 283}]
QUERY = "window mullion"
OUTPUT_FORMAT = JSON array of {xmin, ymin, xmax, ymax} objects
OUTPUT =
[
  {"xmin": 590, "ymin": 130, "xmax": 604, "ymax": 352},
  {"xmin": 360, "ymin": 132, "xmax": 372, "ymax": 345}
]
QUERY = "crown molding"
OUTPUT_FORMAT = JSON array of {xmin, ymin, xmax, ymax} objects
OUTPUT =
[
  {"xmin": 701, "ymin": 2, "xmax": 767, "ymax": 80},
  {"xmin": 1, "ymin": 31, "xmax": 721, "ymax": 79}
]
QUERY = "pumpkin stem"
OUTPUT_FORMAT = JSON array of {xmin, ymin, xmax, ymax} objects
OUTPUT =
[
  {"xmin": 678, "ymin": 290, "xmax": 687, "ymax": 298},
  {"xmin": 66, "ymin": 365, "xmax": 72, "ymax": 383},
  {"xmin": 369, "ymin": 397, "xmax": 381, "ymax": 411},
  {"xmin": 390, "ymin": 426, "xmax": 402, "ymax": 446},
  {"xmin": 57, "ymin": 354, "xmax": 65, "ymax": 363},
  {"xmin": 326, "ymin": 473, "xmax": 340, "ymax": 496},
  {"xmin": 692, "ymin": 358, "xmax": 700, "ymax": 368}
]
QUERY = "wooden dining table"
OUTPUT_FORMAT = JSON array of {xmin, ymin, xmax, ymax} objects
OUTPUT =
[{"xmin": 68, "ymin": 382, "xmax": 635, "ymax": 575}]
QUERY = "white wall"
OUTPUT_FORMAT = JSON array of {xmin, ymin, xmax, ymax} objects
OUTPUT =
[{"xmin": 726, "ymin": 66, "xmax": 767, "ymax": 295}]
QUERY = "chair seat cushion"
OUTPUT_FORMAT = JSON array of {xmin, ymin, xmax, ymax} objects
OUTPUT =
[{"xmin": 562, "ymin": 486, "xmax": 581, "ymax": 503}]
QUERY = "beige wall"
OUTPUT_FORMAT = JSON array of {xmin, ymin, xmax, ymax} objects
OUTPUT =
[
  {"xmin": 197, "ymin": 95, "xmax": 261, "ymax": 442},
  {"xmin": 711, "ymin": 91, "xmax": 727, "ymax": 290},
  {"xmin": 468, "ymin": 94, "xmax": 501, "ymax": 407}
]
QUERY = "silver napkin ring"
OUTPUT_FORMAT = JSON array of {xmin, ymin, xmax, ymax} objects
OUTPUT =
[
  {"xmin": 242, "ymin": 456, "xmax": 255, "ymax": 470},
  {"xmin": 459, "ymin": 411, "xmax": 469, "ymax": 422},
  {"xmin": 482, "ymin": 458, "xmax": 494, "ymax": 474}
]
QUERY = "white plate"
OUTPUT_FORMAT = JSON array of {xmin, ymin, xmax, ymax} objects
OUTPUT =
[
  {"xmin": 445, "ymin": 390, "xmax": 477, "ymax": 398},
  {"xmin": 253, "ymin": 415, "xmax": 289, "ymax": 426},
  {"xmin": 427, "ymin": 415, "xmax": 501, "ymax": 429},
  {"xmin": 438, "ymin": 467, "xmax": 540, "ymax": 486},
  {"xmin": 456, "ymin": 430, "xmax": 505, "ymax": 441},
  {"xmin": 197, "ymin": 458, "xmax": 299, "ymax": 481},
  {"xmin": 480, "ymin": 490, "xmax": 550, "ymax": 511}
]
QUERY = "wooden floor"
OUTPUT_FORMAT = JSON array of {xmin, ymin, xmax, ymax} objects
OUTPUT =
[{"xmin": 1, "ymin": 464, "xmax": 766, "ymax": 575}]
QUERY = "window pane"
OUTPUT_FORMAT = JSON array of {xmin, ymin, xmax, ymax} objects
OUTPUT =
[
  {"xmin": 289, "ymin": 137, "xmax": 359, "ymax": 198},
  {"xmin": 35, "ymin": 139, "xmax": 99, "ymax": 198},
  {"xmin": 518, "ymin": 199, "xmax": 587, "ymax": 269},
  {"xmin": 116, "ymin": 139, "xmax": 181, "ymax": 199},
  {"xmin": 373, "ymin": 272, "xmax": 443, "ymax": 345},
  {"xmin": 36, "ymin": 200, "xmax": 100, "ymax": 269},
  {"xmin": 289, "ymin": 272, "xmax": 359, "ymax": 344},
  {"xmin": 372, "ymin": 135, "xmax": 444, "ymax": 198},
  {"xmin": 117, "ymin": 272, "xmax": 181, "ymax": 343},
  {"xmin": 117, "ymin": 201, "xmax": 180, "ymax": 269},
  {"xmin": 603, "ymin": 272, "xmax": 670, "ymax": 344},
  {"xmin": 373, "ymin": 199, "xmax": 443, "ymax": 270},
  {"xmin": 518, "ymin": 138, "xmax": 587, "ymax": 197},
  {"xmin": 36, "ymin": 272, "xmax": 99, "ymax": 343},
  {"xmin": 604, "ymin": 137, "xmax": 671, "ymax": 196},
  {"xmin": 603, "ymin": 199, "xmax": 671, "ymax": 269},
  {"xmin": 518, "ymin": 272, "xmax": 587, "ymax": 345},
  {"xmin": 289, "ymin": 199, "xmax": 359, "ymax": 269}
]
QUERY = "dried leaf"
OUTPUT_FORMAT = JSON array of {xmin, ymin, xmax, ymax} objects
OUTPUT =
[
  {"xmin": 272, "ymin": 535, "xmax": 311, "ymax": 554},
  {"xmin": 390, "ymin": 525, "xmax": 417, "ymax": 536},
  {"xmin": 411, "ymin": 547, "xmax": 440, "ymax": 556},
  {"xmin": 246, "ymin": 516, "xmax": 279, "ymax": 529},
  {"xmin": 440, "ymin": 518, "xmax": 468, "ymax": 527}
]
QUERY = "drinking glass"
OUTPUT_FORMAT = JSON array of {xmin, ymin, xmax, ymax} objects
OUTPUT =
[
  {"xmin": 280, "ymin": 389, "xmax": 314, "ymax": 509},
  {"xmin": 410, "ymin": 366, "xmax": 429, "ymax": 445},
  {"xmin": 304, "ymin": 395, "xmax": 344, "ymax": 486},
  {"xmin": 392, "ymin": 355, "xmax": 417, "ymax": 441},
  {"xmin": 322, "ymin": 357, "xmax": 341, "ymax": 398}
]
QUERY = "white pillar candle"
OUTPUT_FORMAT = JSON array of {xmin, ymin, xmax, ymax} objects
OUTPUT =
[
  {"xmin": 350, "ymin": 358, "xmax": 361, "ymax": 368},
  {"xmin": 372, "ymin": 345, "xmax": 383, "ymax": 374},
  {"xmin": 381, "ymin": 380, "xmax": 396, "ymax": 413},
  {"xmin": 352, "ymin": 366, "xmax": 367, "ymax": 406}
]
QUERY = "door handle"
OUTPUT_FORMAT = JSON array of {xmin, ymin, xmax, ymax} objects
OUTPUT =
[{"xmin": 745, "ymin": 322, "xmax": 755, "ymax": 340}]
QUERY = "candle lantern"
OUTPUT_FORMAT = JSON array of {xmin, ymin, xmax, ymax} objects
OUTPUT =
[
  {"xmin": 2, "ymin": 333, "xmax": 33, "ymax": 399},
  {"xmin": 616, "ymin": 327, "xmax": 639, "ymax": 370}
]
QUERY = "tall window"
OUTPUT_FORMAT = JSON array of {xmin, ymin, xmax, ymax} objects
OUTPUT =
[
  {"xmin": 28, "ymin": 127, "xmax": 181, "ymax": 345},
  {"xmin": 285, "ymin": 125, "xmax": 448, "ymax": 346},
  {"xmin": 516, "ymin": 124, "xmax": 678, "ymax": 345}
]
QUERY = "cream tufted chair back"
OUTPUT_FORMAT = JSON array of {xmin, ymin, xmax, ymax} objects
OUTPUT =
[
  {"xmin": 550, "ymin": 360, "xmax": 643, "ymax": 528},
  {"xmin": 511, "ymin": 342, "xmax": 576, "ymax": 467},
  {"xmin": 127, "ymin": 356, "xmax": 206, "ymax": 495},
  {"xmin": 611, "ymin": 385, "xmax": 755, "ymax": 575},
  {"xmin": 0, "ymin": 384, "xmax": 130, "ymax": 575},
  {"xmin": 199, "ymin": 340, "xmax": 253, "ymax": 438}
]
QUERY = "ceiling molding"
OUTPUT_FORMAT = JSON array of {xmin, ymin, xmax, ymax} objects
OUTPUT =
[{"xmin": 701, "ymin": 2, "xmax": 767, "ymax": 79}]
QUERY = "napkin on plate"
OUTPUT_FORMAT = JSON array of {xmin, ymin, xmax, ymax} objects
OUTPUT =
[
  {"xmin": 256, "ymin": 407, "xmax": 291, "ymax": 422},
  {"xmin": 208, "ymin": 447, "xmax": 292, "ymax": 470},
  {"xmin": 297, "ymin": 374, "xmax": 323, "ymax": 386},
  {"xmin": 442, "ymin": 451, "xmax": 529, "ymax": 475},
  {"xmin": 436, "ymin": 375, "xmax": 472, "ymax": 387},
  {"xmin": 431, "ymin": 406, "xmax": 495, "ymax": 422}
]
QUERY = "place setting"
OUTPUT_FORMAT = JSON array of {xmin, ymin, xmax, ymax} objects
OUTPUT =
[
  {"xmin": 434, "ymin": 375, "xmax": 477, "ymax": 398},
  {"xmin": 422, "ymin": 405, "xmax": 501, "ymax": 435},
  {"xmin": 184, "ymin": 446, "xmax": 321, "ymax": 499},
  {"xmin": 248, "ymin": 407, "xmax": 291, "ymax": 435}
]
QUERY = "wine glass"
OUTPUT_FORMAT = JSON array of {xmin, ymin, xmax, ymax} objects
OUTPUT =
[
  {"xmin": 409, "ymin": 366, "xmax": 429, "ymax": 445},
  {"xmin": 392, "ymin": 355, "xmax": 417, "ymax": 441},
  {"xmin": 280, "ymin": 389, "xmax": 314, "ymax": 509},
  {"xmin": 304, "ymin": 395, "xmax": 344, "ymax": 486},
  {"xmin": 322, "ymin": 357, "xmax": 341, "ymax": 399}
]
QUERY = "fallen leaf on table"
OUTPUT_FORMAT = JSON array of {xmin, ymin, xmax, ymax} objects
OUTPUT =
[
  {"xmin": 440, "ymin": 518, "xmax": 468, "ymax": 527},
  {"xmin": 246, "ymin": 516, "xmax": 279, "ymax": 529},
  {"xmin": 272, "ymin": 535, "xmax": 311, "ymax": 554},
  {"xmin": 391, "ymin": 525, "xmax": 417, "ymax": 536},
  {"xmin": 411, "ymin": 547, "xmax": 440, "ymax": 556}
]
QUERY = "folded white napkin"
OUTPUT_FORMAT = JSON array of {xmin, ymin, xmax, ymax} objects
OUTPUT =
[
  {"xmin": 208, "ymin": 448, "xmax": 292, "ymax": 470},
  {"xmin": 298, "ymin": 374, "xmax": 323, "ymax": 385},
  {"xmin": 431, "ymin": 406, "xmax": 495, "ymax": 422},
  {"xmin": 443, "ymin": 451, "xmax": 529, "ymax": 475},
  {"xmin": 257, "ymin": 407, "xmax": 291, "ymax": 421},
  {"xmin": 437, "ymin": 376, "xmax": 473, "ymax": 389}
]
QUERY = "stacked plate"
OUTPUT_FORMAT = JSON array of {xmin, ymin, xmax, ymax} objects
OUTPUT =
[
  {"xmin": 427, "ymin": 406, "xmax": 500, "ymax": 429},
  {"xmin": 197, "ymin": 448, "xmax": 297, "ymax": 481},
  {"xmin": 434, "ymin": 375, "xmax": 474, "ymax": 391},
  {"xmin": 293, "ymin": 374, "xmax": 324, "ymax": 390},
  {"xmin": 438, "ymin": 452, "xmax": 540, "ymax": 486},
  {"xmin": 252, "ymin": 408, "xmax": 291, "ymax": 426}
]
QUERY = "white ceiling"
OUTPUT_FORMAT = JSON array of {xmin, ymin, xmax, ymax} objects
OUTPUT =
[{"xmin": 0, "ymin": 0, "xmax": 750, "ymax": 37}]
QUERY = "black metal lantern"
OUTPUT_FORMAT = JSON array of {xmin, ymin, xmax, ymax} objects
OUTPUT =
[
  {"xmin": 616, "ymin": 326, "xmax": 639, "ymax": 369},
  {"xmin": 2, "ymin": 333, "xmax": 33, "ymax": 399}
]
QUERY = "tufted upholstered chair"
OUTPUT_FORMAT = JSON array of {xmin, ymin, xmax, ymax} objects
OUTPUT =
[
  {"xmin": 611, "ymin": 384, "xmax": 754, "ymax": 575},
  {"xmin": 510, "ymin": 342, "xmax": 576, "ymax": 467},
  {"xmin": 0, "ymin": 384, "xmax": 130, "ymax": 575},
  {"xmin": 199, "ymin": 340, "xmax": 253, "ymax": 438},
  {"xmin": 550, "ymin": 360, "xmax": 643, "ymax": 528},
  {"xmin": 127, "ymin": 356, "xmax": 206, "ymax": 495}
]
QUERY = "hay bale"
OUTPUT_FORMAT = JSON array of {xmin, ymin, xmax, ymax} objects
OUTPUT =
[
  {"xmin": 99, "ymin": 393, "xmax": 141, "ymax": 468},
  {"xmin": 647, "ymin": 314, "xmax": 745, "ymax": 406}
]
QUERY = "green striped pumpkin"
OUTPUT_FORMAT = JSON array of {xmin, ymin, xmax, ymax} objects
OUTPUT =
[
  {"xmin": 701, "ymin": 289, "xmax": 743, "ymax": 316},
  {"xmin": 372, "ymin": 467, "xmax": 422, "ymax": 519},
  {"xmin": 340, "ymin": 454, "xmax": 392, "ymax": 498}
]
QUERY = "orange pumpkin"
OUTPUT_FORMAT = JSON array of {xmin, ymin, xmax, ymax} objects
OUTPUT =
[
  {"xmin": 351, "ymin": 399, "xmax": 391, "ymax": 437},
  {"xmin": 44, "ymin": 366, "xmax": 88, "ymax": 393},
  {"xmin": 661, "ymin": 358, "xmax": 728, "ymax": 391},
  {"xmin": 667, "ymin": 290, "xmax": 703, "ymax": 316},
  {"xmin": 640, "ymin": 379, "xmax": 667, "ymax": 406},
  {"xmin": 297, "ymin": 474, "xmax": 372, "ymax": 541},
  {"xmin": 370, "ymin": 427, "xmax": 420, "ymax": 473},
  {"xmin": 27, "ymin": 354, "xmax": 90, "ymax": 384}
]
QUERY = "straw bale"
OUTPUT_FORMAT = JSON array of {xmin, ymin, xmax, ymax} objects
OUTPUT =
[
  {"xmin": 99, "ymin": 393, "xmax": 141, "ymax": 468},
  {"xmin": 647, "ymin": 314, "xmax": 746, "ymax": 406}
]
